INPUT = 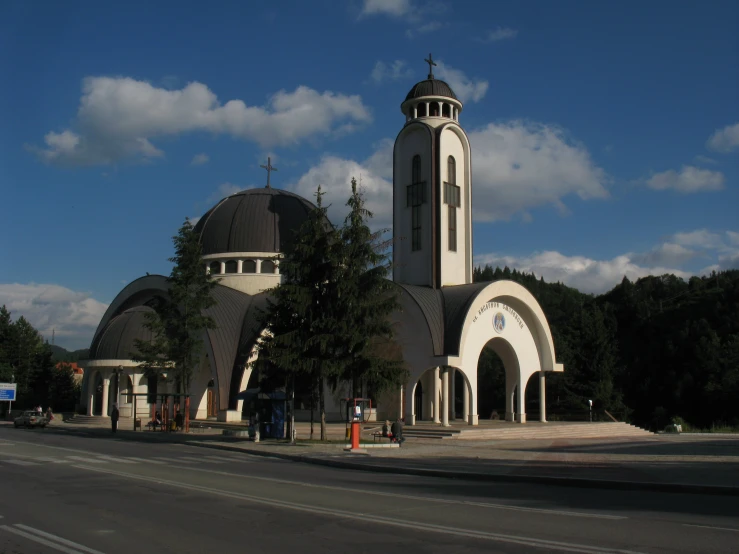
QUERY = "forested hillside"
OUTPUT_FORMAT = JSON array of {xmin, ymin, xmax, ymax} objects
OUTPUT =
[{"xmin": 473, "ymin": 266, "xmax": 739, "ymax": 430}]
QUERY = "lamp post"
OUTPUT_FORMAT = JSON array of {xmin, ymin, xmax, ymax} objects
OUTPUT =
[{"xmin": 588, "ymin": 399, "xmax": 593, "ymax": 422}]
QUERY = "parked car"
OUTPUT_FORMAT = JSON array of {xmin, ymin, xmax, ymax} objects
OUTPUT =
[{"xmin": 14, "ymin": 411, "xmax": 47, "ymax": 429}]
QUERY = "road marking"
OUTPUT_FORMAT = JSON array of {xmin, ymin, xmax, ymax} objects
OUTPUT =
[
  {"xmin": 124, "ymin": 457, "xmax": 166, "ymax": 464},
  {"xmin": 4, "ymin": 459, "xmax": 39, "ymax": 466},
  {"xmin": 1, "ymin": 524, "xmax": 105, "ymax": 554},
  {"xmin": 683, "ymin": 523, "xmax": 739, "ymax": 533},
  {"xmin": 180, "ymin": 456, "xmax": 222, "ymax": 463},
  {"xmin": 33, "ymin": 457, "xmax": 71, "ymax": 464},
  {"xmin": 94, "ymin": 455, "xmax": 137, "ymax": 464},
  {"xmin": 203, "ymin": 455, "xmax": 246, "ymax": 462},
  {"xmin": 66, "ymin": 456, "xmax": 107, "ymax": 464},
  {"xmin": 153, "ymin": 457, "xmax": 195, "ymax": 464},
  {"xmin": 158, "ymin": 462, "xmax": 628, "ymax": 521},
  {"xmin": 73, "ymin": 464, "xmax": 642, "ymax": 554}
]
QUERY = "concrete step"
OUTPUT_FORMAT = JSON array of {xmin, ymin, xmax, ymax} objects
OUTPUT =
[{"xmin": 404, "ymin": 422, "xmax": 653, "ymax": 441}]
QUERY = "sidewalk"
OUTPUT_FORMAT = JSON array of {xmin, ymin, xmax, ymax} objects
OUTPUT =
[{"xmin": 9, "ymin": 419, "xmax": 739, "ymax": 496}]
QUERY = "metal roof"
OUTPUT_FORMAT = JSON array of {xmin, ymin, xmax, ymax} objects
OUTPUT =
[
  {"xmin": 404, "ymin": 79, "xmax": 458, "ymax": 102},
  {"xmin": 194, "ymin": 188, "xmax": 318, "ymax": 255},
  {"xmin": 90, "ymin": 306, "xmax": 156, "ymax": 360}
]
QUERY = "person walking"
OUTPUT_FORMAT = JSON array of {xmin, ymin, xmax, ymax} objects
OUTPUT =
[{"xmin": 111, "ymin": 403, "xmax": 120, "ymax": 433}]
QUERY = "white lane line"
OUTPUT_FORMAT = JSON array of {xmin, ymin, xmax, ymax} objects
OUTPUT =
[
  {"xmin": 73, "ymin": 464, "xmax": 642, "ymax": 554},
  {"xmin": 203, "ymin": 455, "xmax": 253, "ymax": 463},
  {"xmin": 149, "ymin": 461, "xmax": 628, "ymax": 522},
  {"xmin": 180, "ymin": 456, "xmax": 223, "ymax": 463},
  {"xmin": 32, "ymin": 457, "xmax": 71, "ymax": 464},
  {"xmin": 1, "ymin": 525, "xmax": 86, "ymax": 554},
  {"xmin": 683, "ymin": 523, "xmax": 739, "ymax": 533},
  {"xmin": 94, "ymin": 455, "xmax": 137, "ymax": 464},
  {"xmin": 13, "ymin": 524, "xmax": 106, "ymax": 554},
  {"xmin": 152, "ymin": 457, "xmax": 195, "ymax": 464},
  {"xmin": 66, "ymin": 456, "xmax": 107, "ymax": 464},
  {"xmin": 124, "ymin": 457, "xmax": 166, "ymax": 465},
  {"xmin": 4, "ymin": 459, "xmax": 39, "ymax": 466}
]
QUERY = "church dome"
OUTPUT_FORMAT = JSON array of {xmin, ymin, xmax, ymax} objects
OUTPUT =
[
  {"xmin": 89, "ymin": 306, "xmax": 155, "ymax": 360},
  {"xmin": 194, "ymin": 188, "xmax": 317, "ymax": 255},
  {"xmin": 405, "ymin": 79, "xmax": 458, "ymax": 101}
]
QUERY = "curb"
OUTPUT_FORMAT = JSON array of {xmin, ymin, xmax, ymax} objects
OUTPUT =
[{"xmin": 183, "ymin": 440, "xmax": 739, "ymax": 497}]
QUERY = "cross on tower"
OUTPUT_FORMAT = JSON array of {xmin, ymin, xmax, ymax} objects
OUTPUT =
[
  {"xmin": 260, "ymin": 157, "xmax": 277, "ymax": 189},
  {"xmin": 424, "ymin": 53, "xmax": 437, "ymax": 79}
]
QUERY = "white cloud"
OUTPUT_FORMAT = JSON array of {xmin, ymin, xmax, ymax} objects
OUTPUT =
[
  {"xmin": 671, "ymin": 229, "xmax": 725, "ymax": 250},
  {"xmin": 631, "ymin": 243, "xmax": 697, "ymax": 267},
  {"xmin": 360, "ymin": 0, "xmax": 412, "ymax": 17},
  {"xmin": 0, "ymin": 283, "xmax": 109, "ymax": 351},
  {"xmin": 693, "ymin": 154, "xmax": 717, "ymax": 165},
  {"xmin": 29, "ymin": 77, "xmax": 372, "ymax": 166},
  {"xmin": 469, "ymin": 120, "xmax": 609, "ymax": 221},
  {"xmin": 370, "ymin": 60, "xmax": 413, "ymax": 84},
  {"xmin": 292, "ymin": 139, "xmax": 394, "ymax": 229},
  {"xmin": 405, "ymin": 21, "xmax": 443, "ymax": 38},
  {"xmin": 645, "ymin": 165, "xmax": 725, "ymax": 193},
  {"xmin": 706, "ymin": 122, "xmax": 739, "ymax": 153},
  {"xmin": 479, "ymin": 27, "xmax": 518, "ymax": 42},
  {"xmin": 190, "ymin": 153, "xmax": 209, "ymax": 166},
  {"xmin": 206, "ymin": 182, "xmax": 248, "ymax": 205},
  {"xmin": 434, "ymin": 61, "xmax": 488, "ymax": 103},
  {"xmin": 726, "ymin": 231, "xmax": 739, "ymax": 246}
]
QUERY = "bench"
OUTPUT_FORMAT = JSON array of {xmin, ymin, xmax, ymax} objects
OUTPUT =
[
  {"xmin": 372, "ymin": 432, "xmax": 394, "ymax": 443},
  {"xmin": 145, "ymin": 421, "xmax": 164, "ymax": 431}
]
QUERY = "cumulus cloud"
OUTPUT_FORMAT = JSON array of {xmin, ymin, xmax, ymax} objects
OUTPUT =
[
  {"xmin": 631, "ymin": 243, "xmax": 697, "ymax": 267},
  {"xmin": 370, "ymin": 60, "xmax": 413, "ymax": 84},
  {"xmin": 190, "ymin": 153, "xmax": 209, "ymax": 166},
  {"xmin": 706, "ymin": 122, "xmax": 739, "ymax": 153},
  {"xmin": 405, "ymin": 21, "xmax": 443, "ymax": 38},
  {"xmin": 0, "ymin": 283, "xmax": 109, "ymax": 351},
  {"xmin": 360, "ymin": 0, "xmax": 412, "ymax": 17},
  {"xmin": 358, "ymin": 0, "xmax": 446, "ymax": 38},
  {"xmin": 645, "ymin": 165, "xmax": 725, "ymax": 193},
  {"xmin": 292, "ymin": 139, "xmax": 394, "ymax": 229},
  {"xmin": 469, "ymin": 121, "xmax": 609, "ymax": 221},
  {"xmin": 28, "ymin": 77, "xmax": 372, "ymax": 166},
  {"xmin": 205, "ymin": 182, "xmax": 249, "ymax": 205},
  {"xmin": 434, "ymin": 61, "xmax": 489, "ymax": 103},
  {"xmin": 479, "ymin": 27, "xmax": 518, "ymax": 42}
]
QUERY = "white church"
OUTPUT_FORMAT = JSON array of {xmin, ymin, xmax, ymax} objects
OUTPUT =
[{"xmin": 80, "ymin": 56, "xmax": 564, "ymax": 430}]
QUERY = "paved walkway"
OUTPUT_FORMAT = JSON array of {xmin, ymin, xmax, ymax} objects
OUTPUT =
[{"xmin": 6, "ymin": 419, "xmax": 738, "ymax": 495}]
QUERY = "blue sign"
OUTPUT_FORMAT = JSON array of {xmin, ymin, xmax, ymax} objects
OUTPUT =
[{"xmin": 0, "ymin": 383, "xmax": 16, "ymax": 401}]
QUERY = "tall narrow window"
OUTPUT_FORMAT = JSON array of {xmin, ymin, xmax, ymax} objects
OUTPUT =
[
  {"xmin": 444, "ymin": 156, "xmax": 460, "ymax": 252},
  {"xmin": 407, "ymin": 155, "xmax": 425, "ymax": 251}
]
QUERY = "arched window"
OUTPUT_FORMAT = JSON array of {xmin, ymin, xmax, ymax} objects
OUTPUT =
[
  {"xmin": 430, "ymin": 103, "xmax": 439, "ymax": 117},
  {"xmin": 416, "ymin": 103, "xmax": 426, "ymax": 117},
  {"xmin": 209, "ymin": 261, "xmax": 221, "ymax": 275},
  {"xmin": 407, "ymin": 155, "xmax": 425, "ymax": 251},
  {"xmin": 444, "ymin": 156, "xmax": 460, "ymax": 252},
  {"xmin": 224, "ymin": 260, "xmax": 238, "ymax": 274},
  {"xmin": 442, "ymin": 104, "xmax": 450, "ymax": 118},
  {"xmin": 261, "ymin": 260, "xmax": 275, "ymax": 274},
  {"xmin": 242, "ymin": 260, "xmax": 256, "ymax": 273}
]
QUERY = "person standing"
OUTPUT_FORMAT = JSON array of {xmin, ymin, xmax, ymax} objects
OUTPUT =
[{"xmin": 111, "ymin": 403, "xmax": 120, "ymax": 433}]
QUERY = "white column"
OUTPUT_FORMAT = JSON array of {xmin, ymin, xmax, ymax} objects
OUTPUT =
[
  {"xmin": 516, "ymin": 378, "xmax": 526, "ymax": 423},
  {"xmin": 101, "ymin": 378, "xmax": 110, "ymax": 417},
  {"xmin": 437, "ymin": 101, "xmax": 442, "ymax": 116},
  {"xmin": 425, "ymin": 102, "xmax": 429, "ymax": 116},
  {"xmin": 237, "ymin": 259, "xmax": 243, "ymax": 273},
  {"xmin": 398, "ymin": 385, "xmax": 404, "ymax": 420},
  {"xmin": 539, "ymin": 371, "xmax": 547, "ymax": 422},
  {"xmin": 449, "ymin": 368, "xmax": 456, "ymax": 420},
  {"xmin": 441, "ymin": 368, "xmax": 450, "ymax": 427},
  {"xmin": 505, "ymin": 379, "xmax": 516, "ymax": 421},
  {"xmin": 219, "ymin": 261, "xmax": 225, "ymax": 274},
  {"xmin": 87, "ymin": 393, "xmax": 94, "ymax": 416},
  {"xmin": 432, "ymin": 367, "xmax": 441, "ymax": 423},
  {"xmin": 462, "ymin": 379, "xmax": 469, "ymax": 424},
  {"xmin": 413, "ymin": 105, "xmax": 417, "ymax": 118},
  {"xmin": 256, "ymin": 259, "xmax": 262, "ymax": 273}
]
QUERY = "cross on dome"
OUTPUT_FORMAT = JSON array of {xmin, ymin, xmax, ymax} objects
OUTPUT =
[
  {"xmin": 260, "ymin": 157, "xmax": 277, "ymax": 189},
  {"xmin": 424, "ymin": 53, "xmax": 437, "ymax": 80}
]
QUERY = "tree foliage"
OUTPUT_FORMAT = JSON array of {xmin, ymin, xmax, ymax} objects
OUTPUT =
[
  {"xmin": 134, "ymin": 218, "xmax": 217, "ymax": 394},
  {"xmin": 473, "ymin": 266, "xmax": 739, "ymax": 429}
]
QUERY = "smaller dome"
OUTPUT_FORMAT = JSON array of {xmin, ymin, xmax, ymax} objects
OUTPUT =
[
  {"xmin": 405, "ymin": 79, "xmax": 458, "ymax": 102},
  {"xmin": 90, "ymin": 306, "xmax": 155, "ymax": 360}
]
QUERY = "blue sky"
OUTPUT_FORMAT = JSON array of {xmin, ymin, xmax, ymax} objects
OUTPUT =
[{"xmin": 1, "ymin": 0, "xmax": 737, "ymax": 350}]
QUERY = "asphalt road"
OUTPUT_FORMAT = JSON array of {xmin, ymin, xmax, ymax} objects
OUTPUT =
[{"xmin": 1, "ymin": 427, "xmax": 737, "ymax": 553}]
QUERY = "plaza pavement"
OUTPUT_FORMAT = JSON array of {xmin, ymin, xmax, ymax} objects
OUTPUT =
[{"xmin": 7, "ymin": 417, "xmax": 738, "ymax": 496}]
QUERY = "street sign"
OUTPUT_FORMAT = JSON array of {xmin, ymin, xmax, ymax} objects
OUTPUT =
[{"xmin": 0, "ymin": 383, "xmax": 17, "ymax": 401}]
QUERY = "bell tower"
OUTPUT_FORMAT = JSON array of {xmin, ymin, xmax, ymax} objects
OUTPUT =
[{"xmin": 393, "ymin": 54, "xmax": 473, "ymax": 288}]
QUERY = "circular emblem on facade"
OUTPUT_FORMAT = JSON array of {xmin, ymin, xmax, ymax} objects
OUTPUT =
[{"xmin": 493, "ymin": 312, "xmax": 506, "ymax": 333}]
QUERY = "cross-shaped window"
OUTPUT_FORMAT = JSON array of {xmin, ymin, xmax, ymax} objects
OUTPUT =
[
  {"xmin": 407, "ymin": 155, "xmax": 426, "ymax": 251},
  {"xmin": 444, "ymin": 156, "xmax": 460, "ymax": 251}
]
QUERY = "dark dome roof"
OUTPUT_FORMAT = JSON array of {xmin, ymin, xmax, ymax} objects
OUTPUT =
[
  {"xmin": 90, "ymin": 306, "xmax": 154, "ymax": 360},
  {"xmin": 194, "ymin": 188, "xmax": 317, "ymax": 255},
  {"xmin": 405, "ymin": 79, "xmax": 458, "ymax": 101}
]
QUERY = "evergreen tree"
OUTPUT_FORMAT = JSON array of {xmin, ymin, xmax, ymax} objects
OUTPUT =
[
  {"xmin": 331, "ymin": 178, "xmax": 407, "ymax": 398},
  {"xmin": 134, "ymin": 218, "xmax": 217, "ymax": 395},
  {"xmin": 255, "ymin": 186, "xmax": 342, "ymax": 440}
]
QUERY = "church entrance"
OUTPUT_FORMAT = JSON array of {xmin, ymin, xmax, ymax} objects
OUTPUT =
[
  {"xmin": 206, "ymin": 384, "xmax": 217, "ymax": 418},
  {"xmin": 92, "ymin": 373, "xmax": 104, "ymax": 416}
]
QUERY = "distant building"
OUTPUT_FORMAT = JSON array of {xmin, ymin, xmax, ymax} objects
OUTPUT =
[{"xmin": 55, "ymin": 361, "xmax": 84, "ymax": 383}]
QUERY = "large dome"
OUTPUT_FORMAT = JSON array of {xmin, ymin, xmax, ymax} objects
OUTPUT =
[
  {"xmin": 405, "ymin": 79, "xmax": 458, "ymax": 101},
  {"xmin": 194, "ymin": 188, "xmax": 317, "ymax": 255}
]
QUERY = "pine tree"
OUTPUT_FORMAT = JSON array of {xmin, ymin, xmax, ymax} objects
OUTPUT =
[
  {"xmin": 255, "ymin": 186, "xmax": 341, "ymax": 440},
  {"xmin": 331, "ymin": 178, "xmax": 406, "ymax": 399},
  {"xmin": 134, "ymin": 218, "xmax": 217, "ymax": 396}
]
